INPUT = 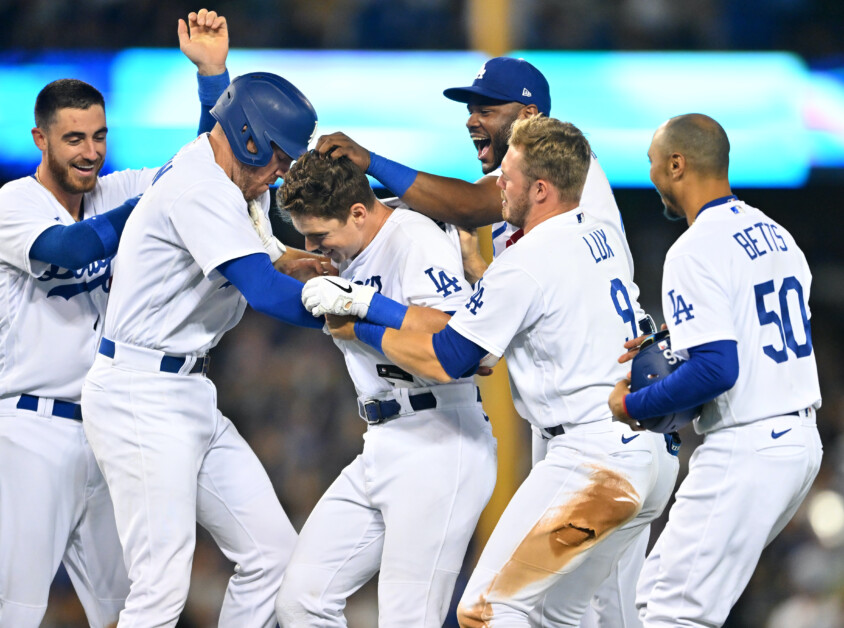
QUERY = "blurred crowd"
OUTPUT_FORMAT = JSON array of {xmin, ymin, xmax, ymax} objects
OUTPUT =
[
  {"xmin": 0, "ymin": 0, "xmax": 842, "ymax": 61},
  {"xmin": 3, "ymin": 0, "xmax": 842, "ymax": 626}
]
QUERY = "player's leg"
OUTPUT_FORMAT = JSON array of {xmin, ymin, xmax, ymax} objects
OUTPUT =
[
  {"xmin": 376, "ymin": 406, "xmax": 497, "ymax": 627},
  {"xmin": 82, "ymin": 362, "xmax": 215, "ymax": 627},
  {"xmin": 457, "ymin": 424, "xmax": 661, "ymax": 628},
  {"xmin": 196, "ymin": 412, "xmax": 297, "ymax": 628},
  {"xmin": 276, "ymin": 455, "xmax": 385, "ymax": 627},
  {"xmin": 640, "ymin": 415, "xmax": 822, "ymax": 627},
  {"xmin": 0, "ymin": 412, "xmax": 87, "ymax": 628},
  {"xmin": 61, "ymin": 442, "xmax": 130, "ymax": 628}
]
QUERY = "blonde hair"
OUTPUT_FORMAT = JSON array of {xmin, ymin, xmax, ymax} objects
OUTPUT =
[{"xmin": 508, "ymin": 116, "xmax": 591, "ymax": 204}]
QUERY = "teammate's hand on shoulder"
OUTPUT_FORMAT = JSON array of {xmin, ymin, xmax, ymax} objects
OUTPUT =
[
  {"xmin": 301, "ymin": 276, "xmax": 377, "ymax": 318},
  {"xmin": 325, "ymin": 314, "xmax": 356, "ymax": 340},
  {"xmin": 315, "ymin": 132, "xmax": 371, "ymax": 172},
  {"xmin": 178, "ymin": 8, "xmax": 228, "ymax": 76}
]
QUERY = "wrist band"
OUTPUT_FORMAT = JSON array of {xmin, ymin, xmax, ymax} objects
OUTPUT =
[
  {"xmin": 366, "ymin": 293, "xmax": 408, "ymax": 329},
  {"xmin": 198, "ymin": 69, "xmax": 231, "ymax": 107},
  {"xmin": 367, "ymin": 152, "xmax": 418, "ymax": 197},
  {"xmin": 355, "ymin": 321, "xmax": 387, "ymax": 354}
]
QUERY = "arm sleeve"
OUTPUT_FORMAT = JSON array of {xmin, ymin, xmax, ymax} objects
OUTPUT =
[
  {"xmin": 625, "ymin": 339, "xmax": 739, "ymax": 420},
  {"xmin": 29, "ymin": 195, "xmax": 141, "ymax": 269},
  {"xmin": 432, "ymin": 324, "xmax": 488, "ymax": 379},
  {"xmin": 197, "ymin": 70, "xmax": 229, "ymax": 136},
  {"xmin": 217, "ymin": 253, "xmax": 325, "ymax": 329}
]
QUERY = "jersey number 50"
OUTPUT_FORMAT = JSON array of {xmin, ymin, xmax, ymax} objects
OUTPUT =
[{"xmin": 754, "ymin": 276, "xmax": 812, "ymax": 364}]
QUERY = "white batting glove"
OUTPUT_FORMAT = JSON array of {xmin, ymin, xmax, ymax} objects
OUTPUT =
[
  {"xmin": 301, "ymin": 276, "xmax": 377, "ymax": 318},
  {"xmin": 247, "ymin": 199, "xmax": 286, "ymax": 263}
]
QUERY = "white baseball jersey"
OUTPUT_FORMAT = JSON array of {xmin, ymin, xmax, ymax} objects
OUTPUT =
[
  {"xmin": 449, "ymin": 209, "xmax": 642, "ymax": 430},
  {"xmin": 662, "ymin": 198, "xmax": 821, "ymax": 434},
  {"xmin": 0, "ymin": 169, "xmax": 154, "ymax": 402},
  {"xmin": 336, "ymin": 208, "xmax": 472, "ymax": 396},
  {"xmin": 103, "ymin": 134, "xmax": 268, "ymax": 355}
]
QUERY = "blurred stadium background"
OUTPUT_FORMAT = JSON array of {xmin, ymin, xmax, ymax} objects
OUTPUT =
[{"xmin": 2, "ymin": 1, "xmax": 843, "ymax": 626}]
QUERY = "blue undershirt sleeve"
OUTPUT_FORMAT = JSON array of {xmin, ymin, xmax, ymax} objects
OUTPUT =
[
  {"xmin": 217, "ymin": 253, "xmax": 324, "ymax": 329},
  {"xmin": 197, "ymin": 70, "xmax": 230, "ymax": 135},
  {"xmin": 625, "ymin": 339, "xmax": 739, "ymax": 420},
  {"xmin": 29, "ymin": 195, "xmax": 141, "ymax": 269},
  {"xmin": 432, "ymin": 324, "xmax": 488, "ymax": 379}
]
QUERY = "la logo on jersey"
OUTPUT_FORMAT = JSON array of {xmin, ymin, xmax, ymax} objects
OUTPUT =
[
  {"xmin": 425, "ymin": 267, "xmax": 462, "ymax": 297},
  {"xmin": 38, "ymin": 258, "xmax": 112, "ymax": 300},
  {"xmin": 668, "ymin": 289, "xmax": 695, "ymax": 325},
  {"xmin": 465, "ymin": 279, "xmax": 485, "ymax": 315}
]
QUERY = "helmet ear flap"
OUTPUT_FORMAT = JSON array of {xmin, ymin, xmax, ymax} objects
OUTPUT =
[
  {"xmin": 629, "ymin": 330, "xmax": 702, "ymax": 433},
  {"xmin": 211, "ymin": 72, "xmax": 318, "ymax": 167}
]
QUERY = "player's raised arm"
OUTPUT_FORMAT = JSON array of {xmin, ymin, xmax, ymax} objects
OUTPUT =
[
  {"xmin": 179, "ymin": 8, "xmax": 230, "ymax": 136},
  {"xmin": 316, "ymin": 131, "xmax": 504, "ymax": 229}
]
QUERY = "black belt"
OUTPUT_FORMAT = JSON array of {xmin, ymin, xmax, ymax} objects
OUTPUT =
[
  {"xmin": 17, "ymin": 394, "xmax": 82, "ymax": 421},
  {"xmin": 99, "ymin": 338, "xmax": 209, "ymax": 375},
  {"xmin": 785, "ymin": 408, "xmax": 810, "ymax": 417},
  {"xmin": 542, "ymin": 424, "xmax": 566, "ymax": 438},
  {"xmin": 359, "ymin": 388, "xmax": 483, "ymax": 425}
]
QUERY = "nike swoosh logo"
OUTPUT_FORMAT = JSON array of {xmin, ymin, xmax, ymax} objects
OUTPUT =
[
  {"xmin": 326, "ymin": 279, "xmax": 352, "ymax": 293},
  {"xmin": 621, "ymin": 434, "xmax": 640, "ymax": 444},
  {"xmin": 771, "ymin": 428, "xmax": 792, "ymax": 439}
]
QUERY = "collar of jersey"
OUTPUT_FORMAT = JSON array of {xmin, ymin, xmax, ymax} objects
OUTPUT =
[{"xmin": 697, "ymin": 195, "xmax": 738, "ymax": 218}]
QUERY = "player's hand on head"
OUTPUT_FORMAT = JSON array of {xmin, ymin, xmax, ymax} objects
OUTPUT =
[
  {"xmin": 301, "ymin": 276, "xmax": 377, "ymax": 318},
  {"xmin": 178, "ymin": 8, "xmax": 228, "ymax": 76},
  {"xmin": 315, "ymin": 132, "xmax": 371, "ymax": 172},
  {"xmin": 324, "ymin": 314, "xmax": 356, "ymax": 340}
]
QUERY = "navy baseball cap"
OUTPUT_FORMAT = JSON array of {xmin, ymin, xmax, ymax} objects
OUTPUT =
[{"xmin": 443, "ymin": 57, "xmax": 551, "ymax": 116}]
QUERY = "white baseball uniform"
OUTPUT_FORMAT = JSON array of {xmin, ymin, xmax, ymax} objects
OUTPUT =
[
  {"xmin": 636, "ymin": 198, "xmax": 822, "ymax": 627},
  {"xmin": 489, "ymin": 154, "xmax": 657, "ymax": 628},
  {"xmin": 0, "ymin": 168, "xmax": 153, "ymax": 627},
  {"xmin": 448, "ymin": 208, "xmax": 678, "ymax": 626},
  {"xmin": 276, "ymin": 208, "xmax": 497, "ymax": 627},
  {"xmin": 81, "ymin": 134, "xmax": 296, "ymax": 627}
]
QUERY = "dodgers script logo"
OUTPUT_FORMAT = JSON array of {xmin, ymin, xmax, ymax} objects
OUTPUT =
[{"xmin": 38, "ymin": 257, "xmax": 113, "ymax": 300}]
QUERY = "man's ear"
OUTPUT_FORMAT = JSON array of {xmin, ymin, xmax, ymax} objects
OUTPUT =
[
  {"xmin": 350, "ymin": 202, "xmax": 368, "ymax": 224},
  {"xmin": 519, "ymin": 104, "xmax": 541, "ymax": 119},
  {"xmin": 669, "ymin": 152, "xmax": 686, "ymax": 179},
  {"xmin": 32, "ymin": 127, "xmax": 47, "ymax": 151}
]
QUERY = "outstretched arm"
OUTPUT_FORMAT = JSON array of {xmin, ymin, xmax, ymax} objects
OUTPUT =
[
  {"xmin": 316, "ymin": 132, "xmax": 504, "ymax": 229},
  {"xmin": 178, "ymin": 8, "xmax": 230, "ymax": 135}
]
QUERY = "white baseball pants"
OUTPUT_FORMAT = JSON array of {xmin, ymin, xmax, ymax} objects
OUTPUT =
[
  {"xmin": 457, "ymin": 421, "xmax": 676, "ymax": 627},
  {"xmin": 276, "ymin": 384, "xmax": 497, "ymax": 627},
  {"xmin": 0, "ymin": 402, "xmax": 128, "ymax": 627},
  {"xmin": 82, "ymin": 351, "xmax": 296, "ymax": 628},
  {"xmin": 637, "ymin": 412, "xmax": 822, "ymax": 627}
]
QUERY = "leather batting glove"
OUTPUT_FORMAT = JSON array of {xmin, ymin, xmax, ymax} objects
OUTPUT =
[
  {"xmin": 247, "ymin": 199, "xmax": 286, "ymax": 263},
  {"xmin": 301, "ymin": 276, "xmax": 377, "ymax": 318}
]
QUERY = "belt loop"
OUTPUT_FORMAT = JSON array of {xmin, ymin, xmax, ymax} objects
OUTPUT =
[
  {"xmin": 39, "ymin": 397, "xmax": 53, "ymax": 418},
  {"xmin": 394, "ymin": 388, "xmax": 412, "ymax": 414},
  {"xmin": 180, "ymin": 355, "xmax": 197, "ymax": 376}
]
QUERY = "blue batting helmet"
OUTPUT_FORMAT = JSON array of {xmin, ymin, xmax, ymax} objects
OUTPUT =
[
  {"xmin": 630, "ymin": 330, "xmax": 702, "ymax": 433},
  {"xmin": 211, "ymin": 72, "xmax": 318, "ymax": 167}
]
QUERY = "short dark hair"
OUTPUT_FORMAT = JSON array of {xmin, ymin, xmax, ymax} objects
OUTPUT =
[
  {"xmin": 34, "ymin": 79, "xmax": 106, "ymax": 129},
  {"xmin": 662, "ymin": 113, "xmax": 730, "ymax": 178},
  {"xmin": 278, "ymin": 151, "xmax": 375, "ymax": 222}
]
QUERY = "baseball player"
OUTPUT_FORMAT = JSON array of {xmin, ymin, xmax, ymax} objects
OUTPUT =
[
  {"xmin": 608, "ymin": 114, "xmax": 823, "ymax": 627},
  {"xmin": 80, "ymin": 72, "xmax": 327, "ymax": 627},
  {"xmin": 274, "ymin": 151, "xmax": 497, "ymax": 626},
  {"xmin": 0, "ymin": 11, "xmax": 230, "ymax": 627},
  {"xmin": 305, "ymin": 116, "xmax": 678, "ymax": 627},
  {"xmin": 317, "ymin": 56, "xmax": 666, "ymax": 626}
]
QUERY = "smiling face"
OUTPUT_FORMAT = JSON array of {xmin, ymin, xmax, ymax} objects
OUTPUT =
[
  {"xmin": 34, "ymin": 106, "xmax": 107, "ymax": 195},
  {"xmin": 289, "ymin": 211, "xmax": 365, "ymax": 264},
  {"xmin": 232, "ymin": 144, "xmax": 294, "ymax": 201},
  {"xmin": 465, "ymin": 97, "xmax": 525, "ymax": 174}
]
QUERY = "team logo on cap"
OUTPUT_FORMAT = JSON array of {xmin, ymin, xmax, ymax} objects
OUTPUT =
[
  {"xmin": 476, "ymin": 65, "xmax": 487, "ymax": 79},
  {"xmin": 522, "ymin": 88, "xmax": 532, "ymax": 97}
]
